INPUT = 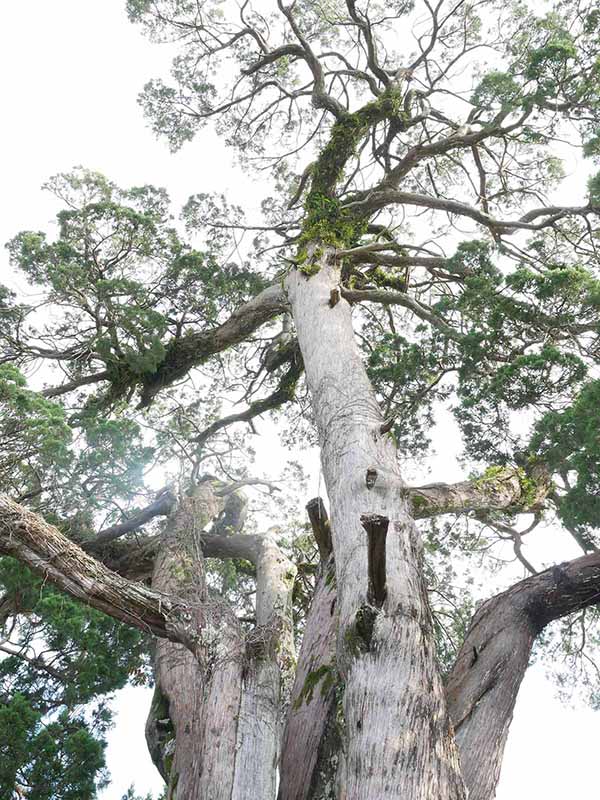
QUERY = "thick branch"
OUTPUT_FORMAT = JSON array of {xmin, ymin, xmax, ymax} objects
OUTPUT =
[
  {"xmin": 409, "ymin": 465, "xmax": 551, "ymax": 519},
  {"xmin": 138, "ymin": 284, "xmax": 288, "ymax": 406},
  {"xmin": 446, "ymin": 550, "xmax": 600, "ymax": 800},
  {"xmin": 85, "ymin": 491, "xmax": 177, "ymax": 551},
  {"xmin": 0, "ymin": 495, "xmax": 193, "ymax": 643},
  {"xmin": 242, "ymin": 44, "xmax": 305, "ymax": 76},
  {"xmin": 306, "ymin": 497, "xmax": 333, "ymax": 561},
  {"xmin": 276, "ymin": 0, "xmax": 346, "ymax": 118}
]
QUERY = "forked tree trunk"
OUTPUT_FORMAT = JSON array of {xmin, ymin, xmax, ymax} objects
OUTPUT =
[
  {"xmin": 4, "ymin": 485, "xmax": 600, "ymax": 799},
  {"xmin": 286, "ymin": 251, "xmax": 466, "ymax": 800},
  {"xmin": 148, "ymin": 484, "xmax": 244, "ymax": 799},
  {"xmin": 146, "ymin": 483, "xmax": 295, "ymax": 799}
]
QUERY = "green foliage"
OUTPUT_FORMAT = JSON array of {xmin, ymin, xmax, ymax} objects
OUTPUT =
[
  {"xmin": 0, "ymin": 364, "xmax": 71, "ymax": 496},
  {"xmin": 530, "ymin": 380, "xmax": 600, "ymax": 533},
  {"xmin": 0, "ymin": 585, "xmax": 149, "ymax": 702},
  {"xmin": 0, "ymin": 694, "xmax": 107, "ymax": 800},
  {"xmin": 588, "ymin": 171, "xmax": 600, "ymax": 203},
  {"xmin": 5, "ymin": 169, "xmax": 265, "ymax": 404},
  {"xmin": 471, "ymin": 71, "xmax": 522, "ymax": 111},
  {"xmin": 0, "ymin": 558, "xmax": 151, "ymax": 797},
  {"xmin": 441, "ymin": 252, "xmax": 597, "ymax": 461},
  {"xmin": 366, "ymin": 331, "xmax": 452, "ymax": 457},
  {"xmin": 121, "ymin": 787, "xmax": 164, "ymax": 800}
]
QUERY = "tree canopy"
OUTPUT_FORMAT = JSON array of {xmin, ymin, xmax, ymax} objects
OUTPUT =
[{"xmin": 2, "ymin": 0, "xmax": 600, "ymax": 798}]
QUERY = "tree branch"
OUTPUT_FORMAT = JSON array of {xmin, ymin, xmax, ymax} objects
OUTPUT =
[
  {"xmin": 137, "ymin": 284, "xmax": 288, "ymax": 406},
  {"xmin": 41, "ymin": 370, "xmax": 112, "ymax": 398},
  {"xmin": 344, "ymin": 191, "xmax": 600, "ymax": 236},
  {"xmin": 84, "ymin": 491, "xmax": 177, "ymax": 551},
  {"xmin": 408, "ymin": 464, "xmax": 552, "ymax": 519},
  {"xmin": 341, "ymin": 286, "xmax": 464, "ymax": 341},
  {"xmin": 446, "ymin": 549, "xmax": 600, "ymax": 800},
  {"xmin": 193, "ymin": 353, "xmax": 302, "ymax": 450},
  {"xmin": 0, "ymin": 495, "xmax": 194, "ymax": 644}
]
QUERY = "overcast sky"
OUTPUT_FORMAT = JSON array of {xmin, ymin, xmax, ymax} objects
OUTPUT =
[{"xmin": 1, "ymin": 2, "xmax": 598, "ymax": 798}]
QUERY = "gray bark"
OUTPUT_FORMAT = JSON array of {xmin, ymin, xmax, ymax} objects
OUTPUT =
[
  {"xmin": 0, "ymin": 494, "xmax": 195, "ymax": 645},
  {"xmin": 149, "ymin": 483, "xmax": 244, "ymax": 800},
  {"xmin": 279, "ymin": 558, "xmax": 338, "ymax": 800},
  {"xmin": 281, "ymin": 535, "xmax": 600, "ymax": 800},
  {"xmin": 232, "ymin": 534, "xmax": 296, "ymax": 800},
  {"xmin": 146, "ymin": 484, "xmax": 294, "ymax": 799},
  {"xmin": 446, "ymin": 551, "xmax": 600, "ymax": 800},
  {"xmin": 286, "ymin": 250, "xmax": 465, "ymax": 800}
]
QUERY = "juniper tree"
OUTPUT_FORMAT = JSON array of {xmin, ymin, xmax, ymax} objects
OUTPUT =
[{"xmin": 2, "ymin": 1, "xmax": 600, "ymax": 798}]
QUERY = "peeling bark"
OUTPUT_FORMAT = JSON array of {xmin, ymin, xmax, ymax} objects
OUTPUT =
[
  {"xmin": 0, "ymin": 489, "xmax": 295, "ymax": 799},
  {"xmin": 282, "ymin": 544, "xmax": 600, "ymax": 800},
  {"xmin": 0, "ymin": 494, "xmax": 194, "ymax": 644}
]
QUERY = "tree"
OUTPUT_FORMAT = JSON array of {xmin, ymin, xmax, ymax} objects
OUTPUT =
[{"xmin": 2, "ymin": 0, "xmax": 600, "ymax": 798}]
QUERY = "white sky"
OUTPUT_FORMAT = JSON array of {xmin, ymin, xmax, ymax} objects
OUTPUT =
[{"xmin": 0, "ymin": 2, "xmax": 598, "ymax": 798}]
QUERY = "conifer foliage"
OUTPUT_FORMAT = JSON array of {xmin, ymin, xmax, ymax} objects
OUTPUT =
[{"xmin": 2, "ymin": 1, "xmax": 600, "ymax": 798}]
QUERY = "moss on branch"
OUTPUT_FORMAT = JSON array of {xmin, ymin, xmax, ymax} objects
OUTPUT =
[{"xmin": 297, "ymin": 89, "xmax": 405, "ymax": 275}]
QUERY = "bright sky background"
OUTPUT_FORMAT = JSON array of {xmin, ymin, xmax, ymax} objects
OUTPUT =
[{"xmin": 0, "ymin": 2, "xmax": 598, "ymax": 798}]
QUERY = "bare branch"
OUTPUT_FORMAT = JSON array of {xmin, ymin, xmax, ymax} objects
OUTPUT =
[
  {"xmin": 341, "ymin": 286, "xmax": 464, "ymax": 341},
  {"xmin": 344, "ymin": 190, "xmax": 600, "ymax": 236},
  {"xmin": 193, "ymin": 353, "xmax": 302, "ymax": 450},
  {"xmin": 84, "ymin": 490, "xmax": 177, "ymax": 551}
]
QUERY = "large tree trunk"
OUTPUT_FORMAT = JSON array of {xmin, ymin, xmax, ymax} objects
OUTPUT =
[
  {"xmin": 281, "ymin": 508, "xmax": 600, "ymax": 800},
  {"xmin": 147, "ymin": 482, "xmax": 295, "ymax": 799},
  {"xmin": 286, "ymin": 251, "xmax": 466, "ymax": 800},
  {"xmin": 278, "ymin": 465, "xmax": 552, "ymax": 800},
  {"xmin": 148, "ymin": 484, "xmax": 244, "ymax": 799}
]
